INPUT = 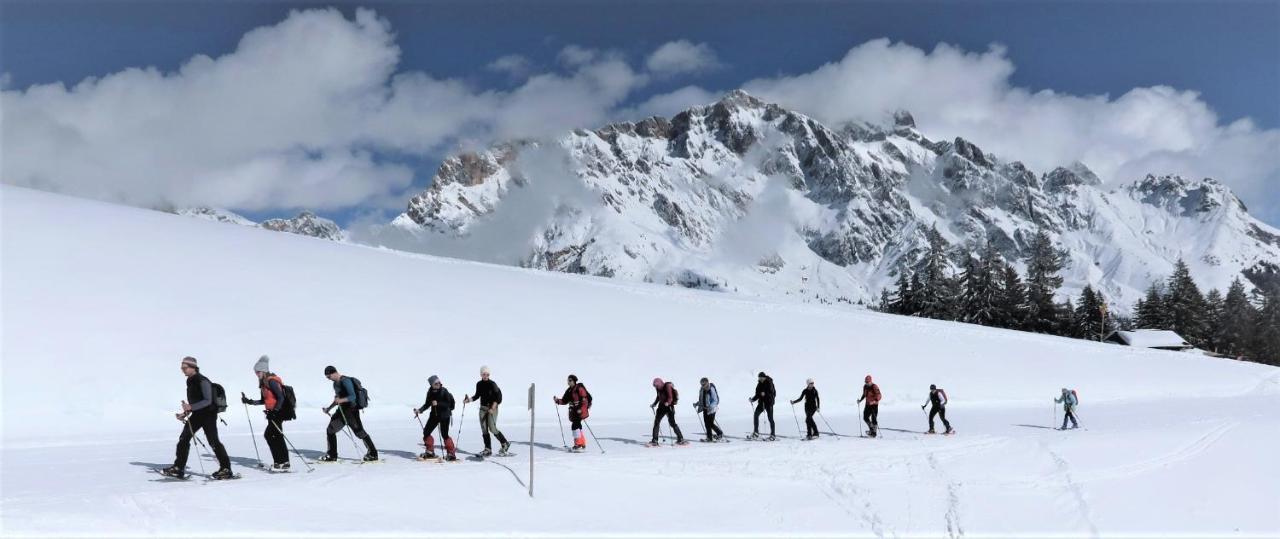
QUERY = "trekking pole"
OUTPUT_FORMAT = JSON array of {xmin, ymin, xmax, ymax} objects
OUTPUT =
[
  {"xmin": 818, "ymin": 410, "xmax": 838, "ymax": 437},
  {"xmin": 554, "ymin": 403, "xmax": 568, "ymax": 450},
  {"xmin": 582, "ymin": 420, "xmax": 606, "ymax": 454},
  {"xmin": 1053, "ymin": 401, "xmax": 1057, "ymax": 429},
  {"xmin": 790, "ymin": 402, "xmax": 803, "ymax": 436},
  {"xmin": 242, "ymin": 398, "xmax": 264, "ymax": 468},
  {"xmin": 651, "ymin": 406, "xmax": 664, "ymax": 443},
  {"xmin": 857, "ymin": 401, "xmax": 864, "ymax": 438},
  {"xmin": 456, "ymin": 400, "xmax": 467, "ymax": 441},
  {"xmin": 335, "ymin": 407, "xmax": 362, "ymax": 453},
  {"xmin": 272, "ymin": 420, "xmax": 315, "ymax": 472},
  {"xmin": 184, "ymin": 419, "xmax": 207, "ymax": 476}
]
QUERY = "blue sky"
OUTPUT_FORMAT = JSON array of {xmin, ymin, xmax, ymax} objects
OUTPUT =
[{"xmin": 2, "ymin": 1, "xmax": 1277, "ymax": 225}]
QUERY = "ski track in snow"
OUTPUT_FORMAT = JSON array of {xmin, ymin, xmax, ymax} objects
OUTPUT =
[{"xmin": 1039, "ymin": 442, "xmax": 1101, "ymax": 538}]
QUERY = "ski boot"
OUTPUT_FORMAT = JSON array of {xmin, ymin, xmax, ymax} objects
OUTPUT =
[
  {"xmin": 362, "ymin": 453, "xmax": 379, "ymax": 462},
  {"xmin": 418, "ymin": 451, "xmax": 437, "ymax": 460},
  {"xmin": 746, "ymin": 432, "xmax": 760, "ymax": 440},
  {"xmin": 158, "ymin": 465, "xmax": 185, "ymax": 479},
  {"xmin": 479, "ymin": 448, "xmax": 493, "ymax": 457},
  {"xmin": 318, "ymin": 454, "xmax": 339, "ymax": 462},
  {"xmin": 210, "ymin": 468, "xmax": 235, "ymax": 480}
]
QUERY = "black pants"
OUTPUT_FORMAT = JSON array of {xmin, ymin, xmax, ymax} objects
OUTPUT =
[
  {"xmin": 754, "ymin": 402, "xmax": 775, "ymax": 435},
  {"xmin": 702, "ymin": 411, "xmax": 723, "ymax": 439},
  {"xmin": 651, "ymin": 404, "xmax": 683, "ymax": 442},
  {"xmin": 326, "ymin": 406, "xmax": 376, "ymax": 457},
  {"xmin": 1062, "ymin": 407, "xmax": 1079, "ymax": 429},
  {"xmin": 423, "ymin": 414, "xmax": 452, "ymax": 442},
  {"xmin": 863, "ymin": 403, "xmax": 879, "ymax": 430},
  {"xmin": 928, "ymin": 406, "xmax": 951, "ymax": 432},
  {"xmin": 175, "ymin": 411, "xmax": 231, "ymax": 470},
  {"xmin": 264, "ymin": 414, "xmax": 288, "ymax": 465},
  {"xmin": 804, "ymin": 406, "xmax": 819, "ymax": 437}
]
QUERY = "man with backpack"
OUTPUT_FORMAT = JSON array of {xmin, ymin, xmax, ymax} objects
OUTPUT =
[
  {"xmin": 321, "ymin": 365, "xmax": 378, "ymax": 462},
  {"xmin": 160, "ymin": 356, "xmax": 234, "ymax": 479},
  {"xmin": 240, "ymin": 355, "xmax": 294, "ymax": 471},
  {"xmin": 1054, "ymin": 387, "xmax": 1080, "ymax": 430},
  {"xmin": 920, "ymin": 384, "xmax": 953, "ymax": 435},
  {"xmin": 553, "ymin": 374, "xmax": 591, "ymax": 451},
  {"xmin": 694, "ymin": 377, "xmax": 724, "ymax": 442},
  {"xmin": 648, "ymin": 378, "xmax": 687, "ymax": 446},
  {"xmin": 791, "ymin": 378, "xmax": 821, "ymax": 440},
  {"xmin": 857, "ymin": 375, "xmax": 881, "ymax": 438},
  {"xmin": 749, "ymin": 371, "xmax": 777, "ymax": 441},
  {"xmin": 464, "ymin": 366, "xmax": 510, "ymax": 457},
  {"xmin": 414, "ymin": 375, "xmax": 457, "ymax": 461}
]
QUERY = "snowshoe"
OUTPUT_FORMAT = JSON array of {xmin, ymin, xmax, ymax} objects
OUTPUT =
[
  {"xmin": 674, "ymin": 439, "xmax": 689, "ymax": 446},
  {"xmin": 418, "ymin": 451, "xmax": 438, "ymax": 460},
  {"xmin": 944, "ymin": 429, "xmax": 955, "ymax": 435},
  {"xmin": 765, "ymin": 435, "xmax": 777, "ymax": 441},
  {"xmin": 569, "ymin": 445, "xmax": 586, "ymax": 453},
  {"xmin": 318, "ymin": 454, "xmax": 339, "ymax": 462},
  {"xmin": 271, "ymin": 462, "xmax": 291, "ymax": 472},
  {"xmin": 157, "ymin": 466, "xmax": 186, "ymax": 479},
  {"xmin": 644, "ymin": 440, "xmax": 662, "ymax": 448},
  {"xmin": 210, "ymin": 468, "xmax": 237, "ymax": 480},
  {"xmin": 868, "ymin": 430, "xmax": 878, "ymax": 438},
  {"xmin": 479, "ymin": 448, "xmax": 493, "ymax": 457},
  {"xmin": 746, "ymin": 432, "xmax": 761, "ymax": 440},
  {"xmin": 495, "ymin": 450, "xmax": 515, "ymax": 457},
  {"xmin": 362, "ymin": 453, "xmax": 380, "ymax": 462},
  {"xmin": 444, "ymin": 454, "xmax": 458, "ymax": 462},
  {"xmin": 926, "ymin": 429, "xmax": 937, "ymax": 434}
]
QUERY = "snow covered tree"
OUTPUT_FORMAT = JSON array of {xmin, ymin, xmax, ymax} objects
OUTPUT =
[
  {"xmin": 1163, "ymin": 259, "xmax": 1207, "ymax": 345},
  {"xmin": 1024, "ymin": 230, "xmax": 1064, "ymax": 333},
  {"xmin": 958, "ymin": 243, "xmax": 1001, "ymax": 326}
]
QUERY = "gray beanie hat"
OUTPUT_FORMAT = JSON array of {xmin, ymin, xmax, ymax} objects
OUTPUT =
[
  {"xmin": 428, "ymin": 375, "xmax": 440, "ymax": 385},
  {"xmin": 253, "ymin": 355, "xmax": 270, "ymax": 374}
]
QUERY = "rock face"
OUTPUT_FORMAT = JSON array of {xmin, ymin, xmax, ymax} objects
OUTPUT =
[
  {"xmin": 391, "ymin": 90, "xmax": 1280, "ymax": 310},
  {"xmin": 176, "ymin": 207, "xmax": 255, "ymax": 226},
  {"xmin": 260, "ymin": 212, "xmax": 347, "ymax": 242}
]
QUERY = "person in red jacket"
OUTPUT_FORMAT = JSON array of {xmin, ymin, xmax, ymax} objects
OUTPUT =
[
  {"xmin": 553, "ymin": 374, "xmax": 592, "ymax": 451},
  {"xmin": 857, "ymin": 375, "xmax": 881, "ymax": 437},
  {"xmin": 648, "ymin": 378, "xmax": 686, "ymax": 446}
]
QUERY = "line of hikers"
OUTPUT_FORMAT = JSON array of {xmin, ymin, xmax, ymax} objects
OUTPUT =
[{"xmin": 159, "ymin": 356, "xmax": 1080, "ymax": 479}]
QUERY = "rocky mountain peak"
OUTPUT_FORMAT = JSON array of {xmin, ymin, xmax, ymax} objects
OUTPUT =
[{"xmin": 261, "ymin": 211, "xmax": 346, "ymax": 241}]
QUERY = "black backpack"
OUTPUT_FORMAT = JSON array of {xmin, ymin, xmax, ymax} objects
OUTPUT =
[
  {"xmin": 211, "ymin": 382, "xmax": 228, "ymax": 414},
  {"xmin": 280, "ymin": 385, "xmax": 298, "ymax": 421},
  {"xmin": 348, "ymin": 376, "xmax": 370, "ymax": 409}
]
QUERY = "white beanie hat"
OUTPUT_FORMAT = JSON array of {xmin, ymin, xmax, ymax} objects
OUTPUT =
[
  {"xmin": 480, "ymin": 365, "xmax": 492, "ymax": 375},
  {"xmin": 254, "ymin": 355, "xmax": 270, "ymax": 374}
]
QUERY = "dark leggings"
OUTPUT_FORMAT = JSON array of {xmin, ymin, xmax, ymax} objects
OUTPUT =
[
  {"xmin": 863, "ymin": 403, "xmax": 879, "ymax": 430},
  {"xmin": 805, "ymin": 407, "xmax": 819, "ymax": 437},
  {"xmin": 175, "ymin": 411, "xmax": 231, "ymax": 470},
  {"xmin": 423, "ymin": 414, "xmax": 452, "ymax": 443},
  {"xmin": 928, "ymin": 406, "xmax": 951, "ymax": 432},
  {"xmin": 651, "ymin": 405, "xmax": 683, "ymax": 442},
  {"xmin": 264, "ymin": 416, "xmax": 288, "ymax": 464},
  {"xmin": 754, "ymin": 402, "xmax": 775, "ymax": 435},
  {"xmin": 326, "ymin": 406, "xmax": 376, "ymax": 457},
  {"xmin": 703, "ymin": 412, "xmax": 723, "ymax": 438}
]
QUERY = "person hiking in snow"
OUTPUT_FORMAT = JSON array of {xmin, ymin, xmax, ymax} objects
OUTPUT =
[
  {"xmin": 240, "ymin": 355, "xmax": 291, "ymax": 470},
  {"xmin": 791, "ymin": 378, "xmax": 821, "ymax": 439},
  {"xmin": 857, "ymin": 375, "xmax": 881, "ymax": 437},
  {"xmin": 415, "ymin": 375, "xmax": 458, "ymax": 461},
  {"xmin": 649, "ymin": 378, "xmax": 687, "ymax": 446},
  {"xmin": 749, "ymin": 371, "xmax": 777, "ymax": 440},
  {"xmin": 321, "ymin": 366, "xmax": 378, "ymax": 462},
  {"xmin": 464, "ymin": 366, "xmax": 510, "ymax": 457},
  {"xmin": 160, "ymin": 356, "xmax": 234, "ymax": 479},
  {"xmin": 694, "ymin": 377, "xmax": 724, "ymax": 442},
  {"xmin": 1054, "ymin": 387, "xmax": 1080, "ymax": 430},
  {"xmin": 553, "ymin": 374, "xmax": 592, "ymax": 451},
  {"xmin": 920, "ymin": 384, "xmax": 953, "ymax": 435}
]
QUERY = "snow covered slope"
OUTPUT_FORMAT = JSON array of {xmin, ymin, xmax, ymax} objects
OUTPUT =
[
  {"xmin": 3, "ymin": 186, "xmax": 1277, "ymax": 536},
  {"xmin": 386, "ymin": 91, "xmax": 1280, "ymax": 311}
]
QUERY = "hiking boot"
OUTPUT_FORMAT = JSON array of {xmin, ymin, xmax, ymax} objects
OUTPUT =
[
  {"xmin": 271, "ymin": 462, "xmax": 290, "ymax": 471},
  {"xmin": 318, "ymin": 454, "xmax": 338, "ymax": 462},
  {"xmin": 675, "ymin": 438, "xmax": 689, "ymax": 446},
  {"xmin": 418, "ymin": 451, "xmax": 437, "ymax": 460},
  {"xmin": 927, "ymin": 429, "xmax": 937, "ymax": 434},
  {"xmin": 211, "ymin": 468, "xmax": 235, "ymax": 480},
  {"xmin": 747, "ymin": 432, "xmax": 760, "ymax": 440},
  {"xmin": 362, "ymin": 453, "xmax": 379, "ymax": 462},
  {"xmin": 499, "ymin": 441, "xmax": 511, "ymax": 454},
  {"xmin": 765, "ymin": 435, "xmax": 777, "ymax": 441},
  {"xmin": 479, "ymin": 448, "xmax": 493, "ymax": 457},
  {"xmin": 444, "ymin": 454, "xmax": 458, "ymax": 462},
  {"xmin": 158, "ymin": 465, "xmax": 185, "ymax": 479}
]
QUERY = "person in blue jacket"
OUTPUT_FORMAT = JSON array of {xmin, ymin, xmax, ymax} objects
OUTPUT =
[
  {"xmin": 1054, "ymin": 387, "xmax": 1080, "ymax": 430},
  {"xmin": 320, "ymin": 366, "xmax": 377, "ymax": 461},
  {"xmin": 694, "ymin": 377, "xmax": 724, "ymax": 442}
]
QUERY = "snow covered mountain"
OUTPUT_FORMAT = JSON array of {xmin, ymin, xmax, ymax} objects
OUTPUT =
[
  {"xmin": 390, "ymin": 90, "xmax": 1280, "ymax": 311},
  {"xmin": 175, "ymin": 207, "xmax": 346, "ymax": 242}
]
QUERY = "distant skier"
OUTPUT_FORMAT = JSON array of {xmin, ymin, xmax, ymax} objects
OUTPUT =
[
  {"xmin": 320, "ymin": 366, "xmax": 378, "ymax": 462},
  {"xmin": 464, "ymin": 366, "xmax": 510, "ymax": 457},
  {"xmin": 553, "ymin": 374, "xmax": 592, "ymax": 451},
  {"xmin": 1054, "ymin": 387, "xmax": 1080, "ymax": 430},
  {"xmin": 415, "ymin": 375, "xmax": 457, "ymax": 461},
  {"xmin": 649, "ymin": 378, "xmax": 687, "ymax": 446},
  {"xmin": 791, "ymin": 378, "xmax": 821, "ymax": 439},
  {"xmin": 694, "ymin": 377, "xmax": 724, "ymax": 442},
  {"xmin": 857, "ymin": 375, "xmax": 881, "ymax": 437},
  {"xmin": 160, "ymin": 356, "xmax": 234, "ymax": 479},
  {"xmin": 920, "ymin": 384, "xmax": 953, "ymax": 434},
  {"xmin": 240, "ymin": 355, "xmax": 291, "ymax": 470},
  {"xmin": 749, "ymin": 371, "xmax": 777, "ymax": 440}
]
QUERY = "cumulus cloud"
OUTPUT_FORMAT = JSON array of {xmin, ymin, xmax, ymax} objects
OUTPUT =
[
  {"xmin": 0, "ymin": 9, "xmax": 652, "ymax": 212},
  {"xmin": 737, "ymin": 38, "xmax": 1280, "ymax": 223},
  {"xmin": 645, "ymin": 40, "xmax": 721, "ymax": 76}
]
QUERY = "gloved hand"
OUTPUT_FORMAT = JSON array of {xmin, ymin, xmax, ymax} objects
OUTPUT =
[
  {"xmin": 242, "ymin": 395, "xmax": 253, "ymax": 405},
  {"xmin": 921, "ymin": 405, "xmax": 926, "ymax": 410}
]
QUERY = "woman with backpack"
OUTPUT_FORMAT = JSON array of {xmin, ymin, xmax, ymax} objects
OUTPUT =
[
  {"xmin": 240, "ymin": 355, "xmax": 292, "ymax": 471},
  {"xmin": 1054, "ymin": 388, "xmax": 1080, "ymax": 430},
  {"xmin": 414, "ymin": 375, "xmax": 457, "ymax": 461},
  {"xmin": 553, "ymin": 374, "xmax": 591, "ymax": 451},
  {"xmin": 648, "ymin": 378, "xmax": 686, "ymax": 446},
  {"xmin": 694, "ymin": 377, "xmax": 724, "ymax": 442}
]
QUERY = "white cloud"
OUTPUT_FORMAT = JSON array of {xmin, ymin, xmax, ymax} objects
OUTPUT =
[
  {"xmin": 619, "ymin": 85, "xmax": 716, "ymax": 119},
  {"xmin": 486, "ymin": 54, "xmax": 532, "ymax": 78},
  {"xmin": 739, "ymin": 38, "xmax": 1280, "ymax": 223},
  {"xmin": 0, "ymin": 10, "xmax": 651, "ymax": 212},
  {"xmin": 557, "ymin": 45, "xmax": 598, "ymax": 67},
  {"xmin": 645, "ymin": 40, "xmax": 721, "ymax": 76}
]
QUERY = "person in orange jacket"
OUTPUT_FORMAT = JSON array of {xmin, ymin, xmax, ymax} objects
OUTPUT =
[{"xmin": 857, "ymin": 375, "xmax": 881, "ymax": 437}]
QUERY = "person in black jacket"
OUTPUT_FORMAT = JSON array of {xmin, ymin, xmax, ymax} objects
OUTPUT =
[
  {"xmin": 240, "ymin": 355, "xmax": 290, "ymax": 470},
  {"xmin": 160, "ymin": 357, "xmax": 234, "ymax": 479},
  {"xmin": 749, "ymin": 371, "xmax": 777, "ymax": 440},
  {"xmin": 648, "ymin": 378, "xmax": 686, "ymax": 445},
  {"xmin": 415, "ymin": 375, "xmax": 457, "ymax": 461},
  {"xmin": 464, "ymin": 365, "xmax": 510, "ymax": 456},
  {"xmin": 921, "ymin": 384, "xmax": 953, "ymax": 434},
  {"xmin": 791, "ymin": 378, "xmax": 821, "ymax": 439}
]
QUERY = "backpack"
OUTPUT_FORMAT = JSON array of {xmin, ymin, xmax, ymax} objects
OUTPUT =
[
  {"xmin": 1070, "ymin": 389, "xmax": 1079, "ymax": 406},
  {"xmin": 280, "ymin": 384, "xmax": 298, "ymax": 421},
  {"xmin": 579, "ymin": 384, "xmax": 593, "ymax": 409},
  {"xmin": 667, "ymin": 382, "xmax": 679, "ymax": 405},
  {"xmin": 211, "ymin": 382, "xmax": 228, "ymax": 414},
  {"xmin": 348, "ymin": 376, "xmax": 370, "ymax": 409}
]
